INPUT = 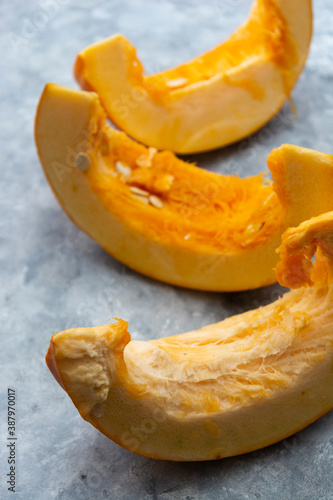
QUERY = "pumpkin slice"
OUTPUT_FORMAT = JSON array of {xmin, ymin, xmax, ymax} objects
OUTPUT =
[
  {"xmin": 35, "ymin": 83, "xmax": 333, "ymax": 291},
  {"xmin": 74, "ymin": 0, "xmax": 312, "ymax": 153},
  {"xmin": 46, "ymin": 211, "xmax": 333, "ymax": 461}
]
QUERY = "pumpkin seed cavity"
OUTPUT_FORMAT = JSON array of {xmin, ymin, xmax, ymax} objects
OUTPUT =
[{"xmin": 113, "ymin": 153, "xmax": 165, "ymax": 209}]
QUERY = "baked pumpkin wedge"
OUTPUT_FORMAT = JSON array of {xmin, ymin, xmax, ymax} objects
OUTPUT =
[
  {"xmin": 74, "ymin": 0, "xmax": 312, "ymax": 153},
  {"xmin": 46, "ymin": 211, "xmax": 333, "ymax": 461},
  {"xmin": 35, "ymin": 84, "xmax": 333, "ymax": 291}
]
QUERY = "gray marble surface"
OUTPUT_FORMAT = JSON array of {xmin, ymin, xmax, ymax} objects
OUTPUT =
[{"xmin": 1, "ymin": 1, "xmax": 333, "ymax": 499}]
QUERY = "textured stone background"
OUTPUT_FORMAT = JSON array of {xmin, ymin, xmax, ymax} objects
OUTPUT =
[{"xmin": 0, "ymin": 1, "xmax": 332, "ymax": 499}]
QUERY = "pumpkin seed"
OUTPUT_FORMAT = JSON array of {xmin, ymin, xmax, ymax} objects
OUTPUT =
[
  {"xmin": 166, "ymin": 77, "xmax": 188, "ymax": 89},
  {"xmin": 75, "ymin": 152, "xmax": 91, "ymax": 171},
  {"xmin": 133, "ymin": 194, "xmax": 149, "ymax": 204},
  {"xmin": 149, "ymin": 195, "xmax": 163, "ymax": 208},
  {"xmin": 129, "ymin": 186, "xmax": 149, "ymax": 197}
]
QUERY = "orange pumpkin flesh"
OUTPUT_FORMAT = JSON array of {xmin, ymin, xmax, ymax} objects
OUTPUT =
[
  {"xmin": 46, "ymin": 211, "xmax": 333, "ymax": 461},
  {"xmin": 74, "ymin": 0, "xmax": 312, "ymax": 153},
  {"xmin": 35, "ymin": 84, "xmax": 333, "ymax": 291}
]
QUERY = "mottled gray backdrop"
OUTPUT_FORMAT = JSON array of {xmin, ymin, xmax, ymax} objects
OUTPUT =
[{"xmin": 0, "ymin": 0, "xmax": 332, "ymax": 499}]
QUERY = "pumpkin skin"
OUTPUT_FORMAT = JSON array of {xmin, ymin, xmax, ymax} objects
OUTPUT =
[
  {"xmin": 46, "ymin": 211, "xmax": 333, "ymax": 461},
  {"xmin": 35, "ymin": 84, "xmax": 333, "ymax": 291},
  {"xmin": 74, "ymin": 0, "xmax": 312, "ymax": 153}
]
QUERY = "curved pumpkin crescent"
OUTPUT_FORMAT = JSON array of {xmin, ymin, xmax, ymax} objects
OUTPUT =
[
  {"xmin": 74, "ymin": 0, "xmax": 312, "ymax": 153},
  {"xmin": 46, "ymin": 211, "xmax": 333, "ymax": 461},
  {"xmin": 35, "ymin": 84, "xmax": 333, "ymax": 291}
]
